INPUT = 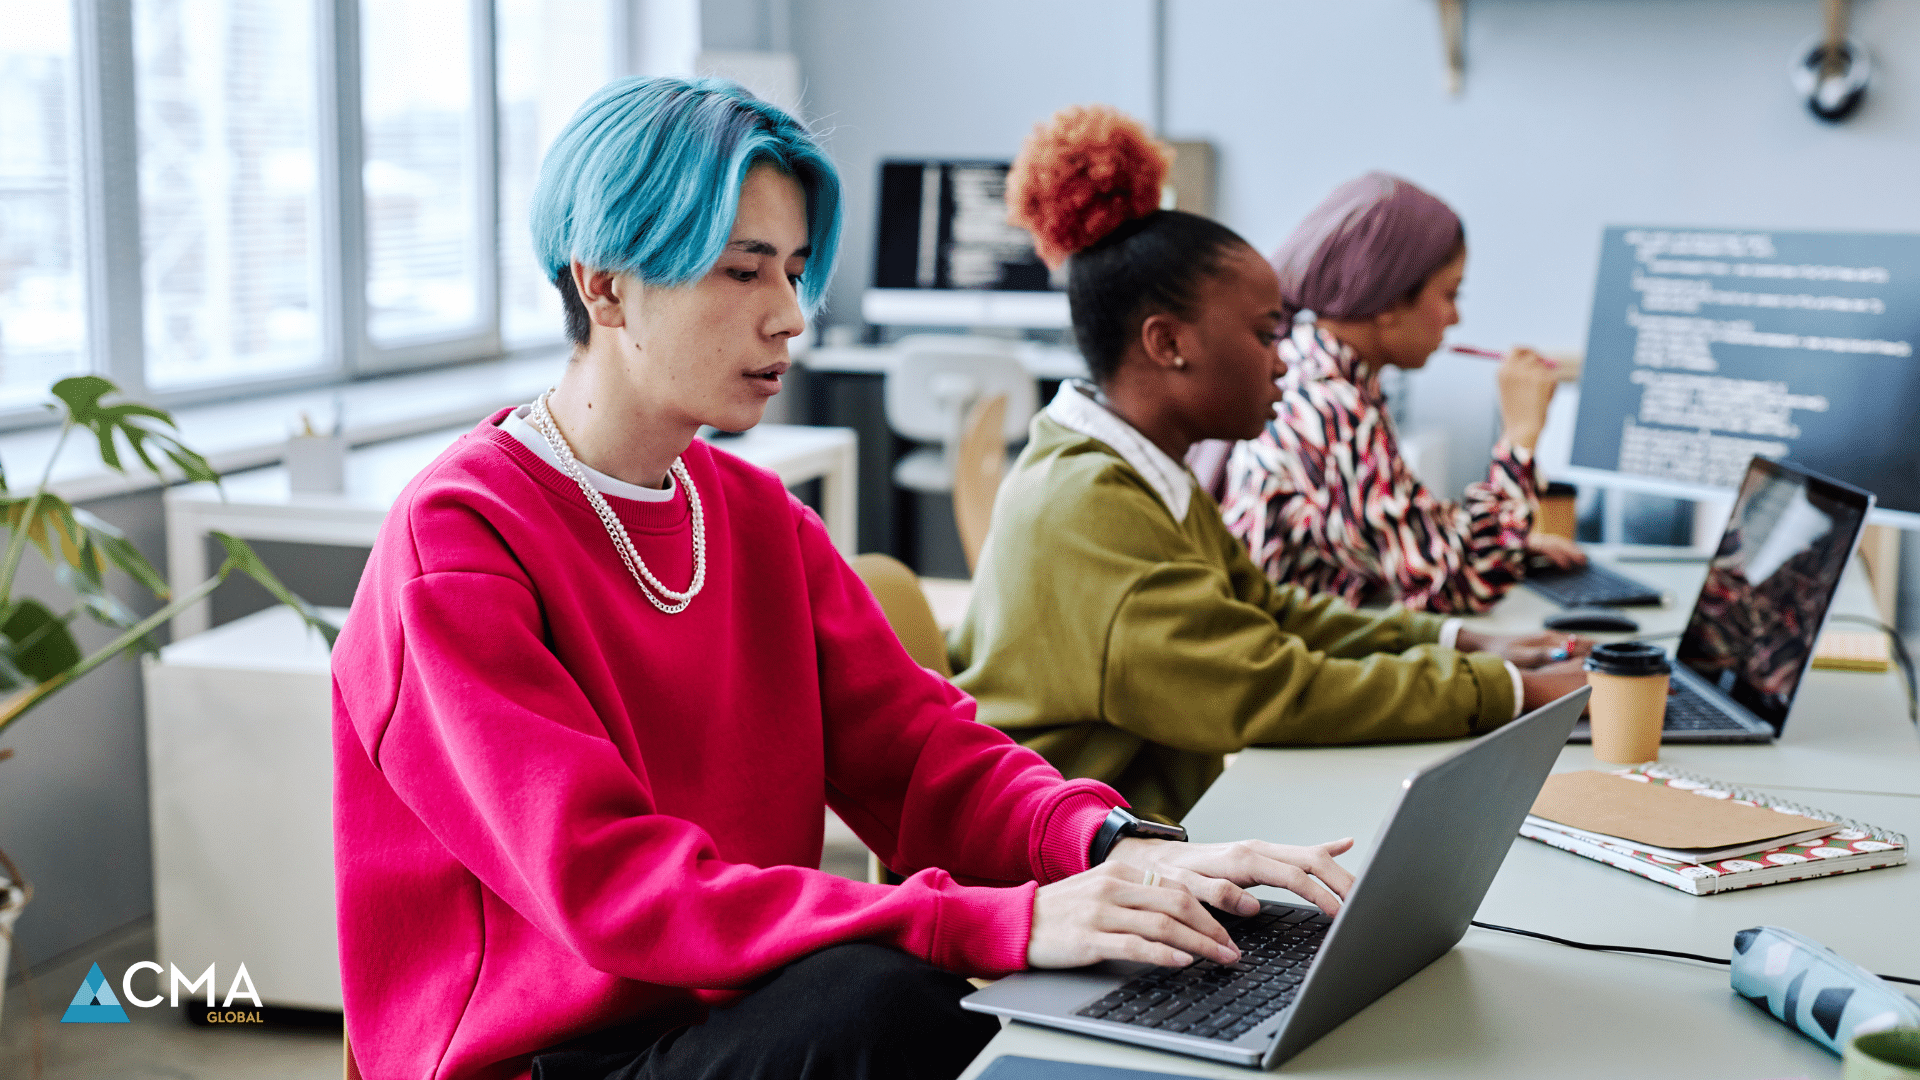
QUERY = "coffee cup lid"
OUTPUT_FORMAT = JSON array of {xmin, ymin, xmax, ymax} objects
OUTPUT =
[{"xmin": 1584, "ymin": 641, "xmax": 1671, "ymax": 676}]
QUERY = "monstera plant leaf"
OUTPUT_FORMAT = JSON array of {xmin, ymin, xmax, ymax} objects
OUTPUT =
[
  {"xmin": 0, "ymin": 377, "xmax": 335, "ymax": 742},
  {"xmin": 0, "ymin": 599, "xmax": 81, "ymax": 686},
  {"xmin": 212, "ymin": 533, "xmax": 339, "ymax": 648},
  {"xmin": 50, "ymin": 376, "xmax": 218, "ymax": 485},
  {"xmin": 3, "ymin": 493, "xmax": 170, "ymax": 599}
]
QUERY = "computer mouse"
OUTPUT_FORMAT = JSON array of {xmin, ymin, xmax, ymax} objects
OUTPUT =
[{"xmin": 1543, "ymin": 609, "xmax": 1640, "ymax": 633}]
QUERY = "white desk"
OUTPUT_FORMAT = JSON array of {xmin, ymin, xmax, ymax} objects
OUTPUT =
[
  {"xmin": 163, "ymin": 422, "xmax": 857, "ymax": 639},
  {"xmin": 801, "ymin": 343, "xmax": 1089, "ymax": 382},
  {"xmin": 963, "ymin": 554, "xmax": 1920, "ymax": 1079}
]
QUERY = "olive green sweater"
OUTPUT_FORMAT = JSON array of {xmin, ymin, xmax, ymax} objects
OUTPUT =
[{"xmin": 948, "ymin": 410, "xmax": 1518, "ymax": 823}]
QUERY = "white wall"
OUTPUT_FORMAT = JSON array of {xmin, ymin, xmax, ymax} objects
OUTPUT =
[
  {"xmin": 790, "ymin": 0, "xmax": 1155, "ymax": 321},
  {"xmin": 770, "ymin": 0, "xmax": 1920, "ymax": 628},
  {"xmin": 1170, "ymin": 0, "xmax": 1920, "ymax": 497},
  {"xmin": 788, "ymin": 0, "xmax": 1920, "ymax": 498}
]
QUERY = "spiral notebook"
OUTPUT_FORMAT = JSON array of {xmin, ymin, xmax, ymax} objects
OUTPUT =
[{"xmin": 1519, "ymin": 766, "xmax": 1907, "ymax": 895}]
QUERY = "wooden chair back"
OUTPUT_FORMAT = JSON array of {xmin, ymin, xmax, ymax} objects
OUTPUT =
[
  {"xmin": 849, "ymin": 553, "xmax": 953, "ymax": 678},
  {"xmin": 952, "ymin": 393, "xmax": 1009, "ymax": 575}
]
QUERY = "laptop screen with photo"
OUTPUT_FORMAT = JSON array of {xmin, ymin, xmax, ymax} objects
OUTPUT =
[{"xmin": 1675, "ymin": 457, "xmax": 1873, "ymax": 733}]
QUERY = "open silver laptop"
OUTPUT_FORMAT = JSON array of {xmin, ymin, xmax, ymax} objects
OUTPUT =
[
  {"xmin": 961, "ymin": 687, "xmax": 1589, "ymax": 1069},
  {"xmin": 1568, "ymin": 456, "xmax": 1874, "ymax": 745}
]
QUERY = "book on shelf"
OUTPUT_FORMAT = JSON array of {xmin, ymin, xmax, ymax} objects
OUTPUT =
[{"xmin": 1519, "ymin": 766, "xmax": 1907, "ymax": 896}]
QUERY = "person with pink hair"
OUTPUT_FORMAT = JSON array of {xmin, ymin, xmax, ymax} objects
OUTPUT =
[{"xmin": 1219, "ymin": 172, "xmax": 1583, "ymax": 615}]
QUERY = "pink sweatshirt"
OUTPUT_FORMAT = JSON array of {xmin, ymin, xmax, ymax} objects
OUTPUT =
[{"xmin": 332, "ymin": 412, "xmax": 1120, "ymax": 1080}]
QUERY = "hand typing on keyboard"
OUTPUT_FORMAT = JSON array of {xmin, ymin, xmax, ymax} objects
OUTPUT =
[
  {"xmin": 1526, "ymin": 532, "xmax": 1587, "ymax": 569},
  {"xmin": 1025, "ymin": 837, "xmax": 1354, "ymax": 971},
  {"xmin": 1075, "ymin": 905, "xmax": 1334, "ymax": 1040},
  {"xmin": 1454, "ymin": 627, "xmax": 1595, "ymax": 668}
]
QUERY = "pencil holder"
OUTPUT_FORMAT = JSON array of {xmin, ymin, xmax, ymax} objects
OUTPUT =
[{"xmin": 285, "ymin": 434, "xmax": 347, "ymax": 494}]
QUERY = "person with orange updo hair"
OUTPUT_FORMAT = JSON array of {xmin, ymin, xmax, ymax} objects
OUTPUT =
[{"xmin": 949, "ymin": 105, "xmax": 1591, "ymax": 824}]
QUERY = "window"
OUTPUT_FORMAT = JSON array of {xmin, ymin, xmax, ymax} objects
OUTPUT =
[
  {"xmin": 136, "ymin": 0, "xmax": 327, "ymax": 389},
  {"xmin": 360, "ymin": 0, "xmax": 485, "ymax": 348},
  {"xmin": 0, "ymin": 1, "xmax": 87, "ymax": 411},
  {"xmin": 496, "ymin": 0, "xmax": 617, "ymax": 348},
  {"xmin": 0, "ymin": 1, "xmax": 628, "ymax": 428}
]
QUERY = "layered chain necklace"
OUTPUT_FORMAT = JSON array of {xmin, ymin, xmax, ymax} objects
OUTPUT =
[{"xmin": 528, "ymin": 390, "xmax": 706, "ymax": 614}]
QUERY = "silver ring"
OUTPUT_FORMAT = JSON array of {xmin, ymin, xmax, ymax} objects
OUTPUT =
[{"xmin": 1142, "ymin": 870, "xmax": 1160, "ymax": 888}]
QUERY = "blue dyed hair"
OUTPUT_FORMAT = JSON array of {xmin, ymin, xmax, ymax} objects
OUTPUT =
[{"xmin": 530, "ymin": 76, "xmax": 841, "ymax": 345}]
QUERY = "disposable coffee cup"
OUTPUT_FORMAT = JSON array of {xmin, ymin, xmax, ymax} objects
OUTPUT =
[
  {"xmin": 1584, "ymin": 641, "xmax": 1670, "ymax": 764},
  {"xmin": 1846, "ymin": 1029, "xmax": 1920, "ymax": 1080}
]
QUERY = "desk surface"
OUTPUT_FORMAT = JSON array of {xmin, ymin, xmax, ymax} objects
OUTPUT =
[{"xmin": 964, "ymin": 553, "xmax": 1918, "ymax": 1079}]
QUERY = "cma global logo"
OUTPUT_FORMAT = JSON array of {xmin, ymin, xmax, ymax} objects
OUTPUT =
[{"xmin": 62, "ymin": 961, "xmax": 264, "ymax": 1024}]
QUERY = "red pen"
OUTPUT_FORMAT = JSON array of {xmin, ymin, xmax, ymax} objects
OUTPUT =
[{"xmin": 1449, "ymin": 344, "xmax": 1558, "ymax": 368}]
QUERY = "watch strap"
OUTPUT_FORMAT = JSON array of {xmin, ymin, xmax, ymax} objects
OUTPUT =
[{"xmin": 1088, "ymin": 808, "xmax": 1188, "ymax": 867}]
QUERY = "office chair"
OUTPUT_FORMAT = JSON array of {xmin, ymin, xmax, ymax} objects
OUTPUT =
[
  {"xmin": 883, "ymin": 337, "xmax": 1036, "ymax": 499},
  {"xmin": 952, "ymin": 393, "xmax": 1009, "ymax": 574},
  {"xmin": 850, "ymin": 553, "xmax": 953, "ymax": 678},
  {"xmin": 849, "ymin": 552, "xmax": 955, "ymax": 885}
]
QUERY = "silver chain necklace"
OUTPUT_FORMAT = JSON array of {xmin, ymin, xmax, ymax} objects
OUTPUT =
[{"xmin": 528, "ymin": 390, "xmax": 706, "ymax": 614}]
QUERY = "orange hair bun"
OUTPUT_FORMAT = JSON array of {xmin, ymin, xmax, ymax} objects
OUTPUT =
[{"xmin": 1005, "ymin": 105, "xmax": 1172, "ymax": 269}]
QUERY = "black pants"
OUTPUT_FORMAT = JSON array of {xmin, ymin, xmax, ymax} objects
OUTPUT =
[{"xmin": 531, "ymin": 944, "xmax": 1002, "ymax": 1080}]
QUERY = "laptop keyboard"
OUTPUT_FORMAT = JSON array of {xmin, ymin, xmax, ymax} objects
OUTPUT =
[
  {"xmin": 1074, "ymin": 905, "xmax": 1330, "ymax": 1043},
  {"xmin": 1662, "ymin": 683, "xmax": 1750, "ymax": 731},
  {"xmin": 1522, "ymin": 561, "xmax": 1663, "ymax": 608}
]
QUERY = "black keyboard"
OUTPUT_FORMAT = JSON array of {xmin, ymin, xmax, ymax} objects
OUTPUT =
[
  {"xmin": 1074, "ymin": 904, "xmax": 1330, "ymax": 1043},
  {"xmin": 1523, "ymin": 560, "xmax": 1663, "ymax": 608},
  {"xmin": 1662, "ymin": 683, "xmax": 1750, "ymax": 732}
]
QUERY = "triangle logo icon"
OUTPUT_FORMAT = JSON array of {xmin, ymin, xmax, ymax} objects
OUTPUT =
[{"xmin": 60, "ymin": 963, "xmax": 130, "ymax": 1023}]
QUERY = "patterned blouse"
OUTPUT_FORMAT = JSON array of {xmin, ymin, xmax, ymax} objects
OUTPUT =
[{"xmin": 1220, "ymin": 323, "xmax": 1540, "ymax": 615}]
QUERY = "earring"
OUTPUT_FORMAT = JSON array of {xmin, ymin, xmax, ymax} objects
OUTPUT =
[{"xmin": 1173, "ymin": 356, "xmax": 1187, "ymax": 369}]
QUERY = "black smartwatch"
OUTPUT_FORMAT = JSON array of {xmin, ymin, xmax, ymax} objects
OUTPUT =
[{"xmin": 1088, "ymin": 807, "xmax": 1187, "ymax": 866}]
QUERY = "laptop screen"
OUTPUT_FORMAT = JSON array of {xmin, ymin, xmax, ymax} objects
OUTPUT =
[{"xmin": 1675, "ymin": 457, "xmax": 1873, "ymax": 733}]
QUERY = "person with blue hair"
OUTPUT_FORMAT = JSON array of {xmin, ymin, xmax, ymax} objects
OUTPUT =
[{"xmin": 332, "ymin": 77, "xmax": 1356, "ymax": 1080}]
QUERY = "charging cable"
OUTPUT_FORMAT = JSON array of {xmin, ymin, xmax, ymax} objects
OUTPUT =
[{"xmin": 1470, "ymin": 921, "xmax": 1920, "ymax": 986}]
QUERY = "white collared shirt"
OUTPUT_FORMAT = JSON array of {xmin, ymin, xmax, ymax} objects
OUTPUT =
[{"xmin": 1045, "ymin": 381, "xmax": 1194, "ymax": 523}]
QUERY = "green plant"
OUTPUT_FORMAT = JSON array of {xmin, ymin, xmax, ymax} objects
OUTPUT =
[
  {"xmin": 0, "ymin": 375, "xmax": 336, "ymax": 749},
  {"xmin": 0, "ymin": 377, "xmax": 335, "ymax": 1065}
]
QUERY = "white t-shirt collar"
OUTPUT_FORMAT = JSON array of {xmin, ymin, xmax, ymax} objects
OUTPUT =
[
  {"xmin": 1045, "ymin": 381, "xmax": 1193, "ymax": 523},
  {"xmin": 499, "ymin": 404, "xmax": 679, "ymax": 503}
]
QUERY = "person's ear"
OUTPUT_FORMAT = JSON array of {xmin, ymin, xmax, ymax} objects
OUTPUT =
[
  {"xmin": 1138, "ymin": 312, "xmax": 1190, "ymax": 371},
  {"xmin": 572, "ymin": 264, "xmax": 629, "ymax": 330}
]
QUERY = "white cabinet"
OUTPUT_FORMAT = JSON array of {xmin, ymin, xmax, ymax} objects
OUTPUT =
[{"xmin": 143, "ymin": 606, "xmax": 345, "ymax": 1011}]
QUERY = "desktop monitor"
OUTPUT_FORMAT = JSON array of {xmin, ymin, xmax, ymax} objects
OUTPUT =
[
  {"xmin": 863, "ymin": 160, "xmax": 1070, "ymax": 328},
  {"xmin": 1564, "ymin": 226, "xmax": 1920, "ymax": 527}
]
